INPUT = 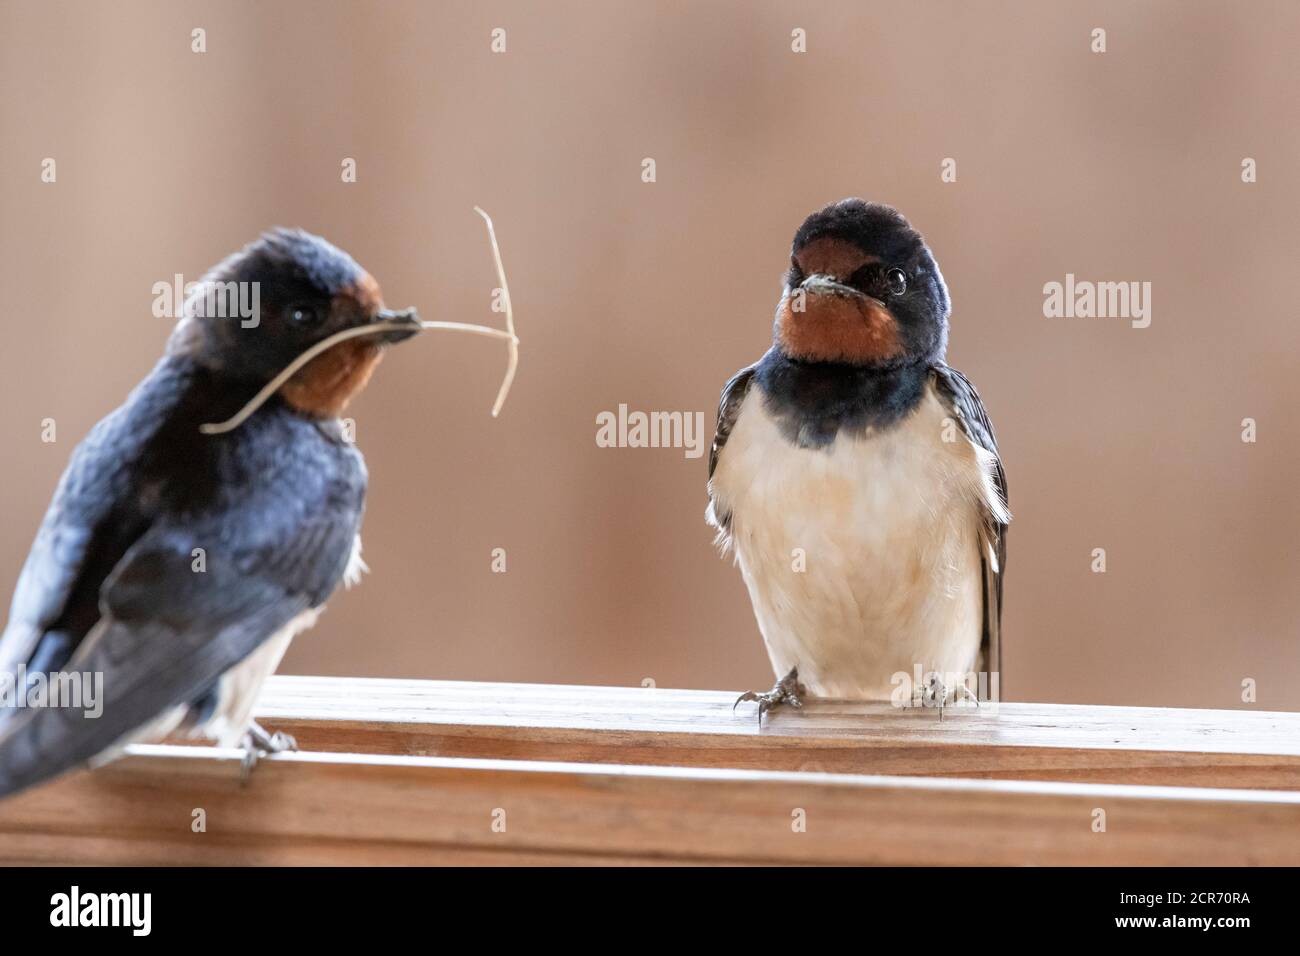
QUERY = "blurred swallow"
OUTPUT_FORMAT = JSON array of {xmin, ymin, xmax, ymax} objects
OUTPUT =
[
  {"xmin": 707, "ymin": 199, "xmax": 1009, "ymax": 719},
  {"xmin": 0, "ymin": 228, "xmax": 422, "ymax": 795}
]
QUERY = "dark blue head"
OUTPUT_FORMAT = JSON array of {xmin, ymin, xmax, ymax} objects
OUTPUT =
[
  {"xmin": 775, "ymin": 199, "xmax": 949, "ymax": 368},
  {"xmin": 170, "ymin": 228, "xmax": 421, "ymax": 416}
]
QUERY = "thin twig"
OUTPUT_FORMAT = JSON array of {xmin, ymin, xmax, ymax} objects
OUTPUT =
[
  {"xmin": 420, "ymin": 321, "xmax": 516, "ymax": 341},
  {"xmin": 475, "ymin": 206, "xmax": 517, "ymax": 417}
]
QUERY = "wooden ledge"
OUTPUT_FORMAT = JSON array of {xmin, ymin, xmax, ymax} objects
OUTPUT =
[
  {"xmin": 1, "ymin": 676, "xmax": 1298, "ymax": 865},
  {"xmin": 256, "ymin": 676, "xmax": 1300, "ymax": 789},
  {"xmin": 2, "ymin": 745, "xmax": 1299, "ymax": 865}
]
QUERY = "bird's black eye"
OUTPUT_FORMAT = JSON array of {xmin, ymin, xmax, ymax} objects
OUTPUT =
[
  {"xmin": 287, "ymin": 304, "xmax": 320, "ymax": 326},
  {"xmin": 886, "ymin": 268, "xmax": 908, "ymax": 296}
]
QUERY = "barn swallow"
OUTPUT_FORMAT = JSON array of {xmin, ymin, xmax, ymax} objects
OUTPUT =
[
  {"xmin": 707, "ymin": 199, "xmax": 1009, "ymax": 719},
  {"xmin": 0, "ymin": 228, "xmax": 421, "ymax": 796}
]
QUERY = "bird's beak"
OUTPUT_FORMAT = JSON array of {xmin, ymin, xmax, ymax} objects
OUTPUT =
[
  {"xmin": 799, "ymin": 274, "xmax": 864, "ymax": 299},
  {"xmin": 375, "ymin": 307, "xmax": 423, "ymax": 344}
]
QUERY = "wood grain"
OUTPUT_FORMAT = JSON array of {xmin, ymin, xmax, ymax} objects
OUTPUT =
[
  {"xmin": 3, "ymin": 676, "xmax": 1298, "ymax": 865},
  {"xmin": 2, "ymin": 745, "xmax": 1298, "ymax": 865},
  {"xmin": 254, "ymin": 676, "xmax": 1300, "ymax": 788}
]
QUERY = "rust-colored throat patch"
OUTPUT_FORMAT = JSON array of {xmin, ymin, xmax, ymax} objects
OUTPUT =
[
  {"xmin": 779, "ymin": 236, "xmax": 904, "ymax": 364},
  {"xmin": 280, "ymin": 338, "xmax": 385, "ymax": 418},
  {"xmin": 778, "ymin": 291, "xmax": 902, "ymax": 364}
]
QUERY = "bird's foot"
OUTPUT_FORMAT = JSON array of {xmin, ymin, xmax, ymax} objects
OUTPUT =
[
  {"xmin": 915, "ymin": 674, "xmax": 979, "ymax": 721},
  {"xmin": 239, "ymin": 720, "xmax": 298, "ymax": 783},
  {"xmin": 734, "ymin": 666, "xmax": 804, "ymax": 726}
]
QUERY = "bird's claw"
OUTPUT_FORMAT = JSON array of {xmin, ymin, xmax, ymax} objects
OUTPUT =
[
  {"xmin": 915, "ymin": 674, "xmax": 979, "ymax": 721},
  {"xmin": 238, "ymin": 721, "xmax": 298, "ymax": 784},
  {"xmin": 917, "ymin": 674, "xmax": 949, "ymax": 721},
  {"xmin": 239, "ymin": 738, "xmax": 260, "ymax": 784},
  {"xmin": 733, "ymin": 666, "xmax": 805, "ymax": 727},
  {"xmin": 265, "ymin": 730, "xmax": 298, "ymax": 751}
]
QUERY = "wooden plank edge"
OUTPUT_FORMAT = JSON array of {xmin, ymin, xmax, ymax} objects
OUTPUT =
[
  {"xmin": 246, "ymin": 677, "xmax": 1300, "ymax": 788},
  {"xmin": 1, "ymin": 744, "xmax": 1298, "ymax": 865}
]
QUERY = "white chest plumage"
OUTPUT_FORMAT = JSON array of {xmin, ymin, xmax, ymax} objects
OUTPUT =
[{"xmin": 710, "ymin": 383, "xmax": 990, "ymax": 699}]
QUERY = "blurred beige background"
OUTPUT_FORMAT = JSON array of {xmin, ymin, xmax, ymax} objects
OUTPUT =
[{"xmin": 1, "ymin": 1, "xmax": 1297, "ymax": 709}]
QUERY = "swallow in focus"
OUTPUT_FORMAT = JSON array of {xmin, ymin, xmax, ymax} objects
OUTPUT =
[
  {"xmin": 707, "ymin": 199, "xmax": 1009, "ymax": 718},
  {"xmin": 0, "ymin": 228, "xmax": 422, "ymax": 796}
]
